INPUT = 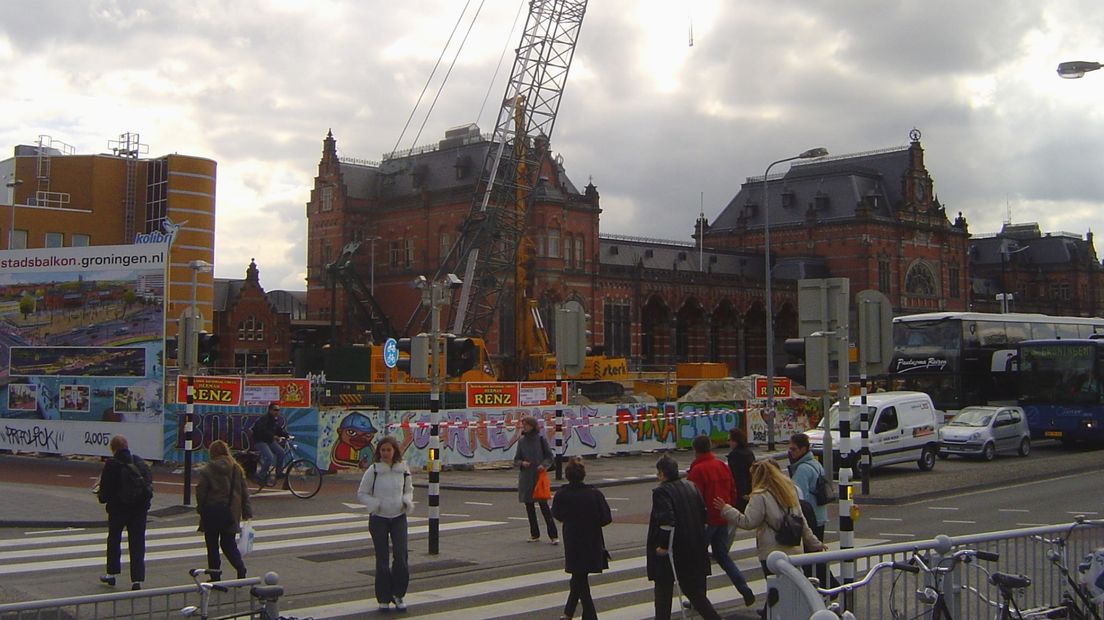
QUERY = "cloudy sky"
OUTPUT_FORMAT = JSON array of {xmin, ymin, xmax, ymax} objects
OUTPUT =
[{"xmin": 2, "ymin": 0, "xmax": 1102, "ymax": 292}]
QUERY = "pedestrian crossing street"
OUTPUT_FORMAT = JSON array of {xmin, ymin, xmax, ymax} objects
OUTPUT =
[
  {"xmin": 0, "ymin": 512, "xmax": 501, "ymax": 577},
  {"xmin": 287, "ymin": 536, "xmax": 887, "ymax": 620}
]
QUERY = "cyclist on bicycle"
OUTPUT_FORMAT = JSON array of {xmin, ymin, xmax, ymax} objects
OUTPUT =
[{"xmin": 252, "ymin": 403, "xmax": 289, "ymax": 485}]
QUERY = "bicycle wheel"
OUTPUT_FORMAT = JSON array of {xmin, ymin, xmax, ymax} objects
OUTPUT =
[{"xmin": 285, "ymin": 459, "xmax": 322, "ymax": 499}]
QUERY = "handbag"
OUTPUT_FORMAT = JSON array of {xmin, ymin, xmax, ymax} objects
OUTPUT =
[
  {"xmin": 773, "ymin": 509, "xmax": 805, "ymax": 547},
  {"xmin": 532, "ymin": 468, "xmax": 552, "ymax": 501},
  {"xmin": 237, "ymin": 521, "xmax": 255, "ymax": 556}
]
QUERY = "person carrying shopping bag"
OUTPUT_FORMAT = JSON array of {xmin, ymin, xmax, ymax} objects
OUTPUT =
[
  {"xmin": 552, "ymin": 457, "xmax": 612, "ymax": 620},
  {"xmin": 358, "ymin": 436, "xmax": 414, "ymax": 612},
  {"xmin": 513, "ymin": 416, "xmax": 558, "ymax": 544},
  {"xmin": 196, "ymin": 440, "xmax": 252, "ymax": 581}
]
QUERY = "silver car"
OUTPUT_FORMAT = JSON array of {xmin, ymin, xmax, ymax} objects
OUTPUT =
[{"xmin": 938, "ymin": 406, "xmax": 1031, "ymax": 461}]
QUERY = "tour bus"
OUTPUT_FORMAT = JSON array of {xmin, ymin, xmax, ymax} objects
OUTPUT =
[
  {"xmin": 889, "ymin": 312, "xmax": 1104, "ymax": 412},
  {"xmin": 1017, "ymin": 338, "xmax": 1104, "ymax": 445}
]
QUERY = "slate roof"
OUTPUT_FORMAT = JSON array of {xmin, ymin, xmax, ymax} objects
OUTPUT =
[
  {"xmin": 597, "ymin": 234, "xmax": 829, "ymax": 280},
  {"xmin": 338, "ymin": 125, "xmax": 584, "ymax": 203},
  {"xmin": 212, "ymin": 279, "xmax": 308, "ymax": 320},
  {"xmin": 710, "ymin": 146, "xmax": 912, "ymax": 233},
  {"xmin": 969, "ymin": 224, "xmax": 1093, "ymax": 268}
]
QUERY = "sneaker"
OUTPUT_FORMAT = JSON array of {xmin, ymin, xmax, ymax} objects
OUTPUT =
[
  {"xmin": 378, "ymin": 603, "xmax": 390, "ymax": 612},
  {"xmin": 131, "ymin": 582, "xmax": 142, "ymax": 591},
  {"xmin": 550, "ymin": 538, "xmax": 560, "ymax": 546},
  {"xmin": 528, "ymin": 536, "xmax": 541, "ymax": 543},
  {"xmin": 393, "ymin": 596, "xmax": 406, "ymax": 611},
  {"xmin": 743, "ymin": 590, "xmax": 757, "ymax": 607},
  {"xmin": 99, "ymin": 575, "xmax": 116, "ymax": 587}
]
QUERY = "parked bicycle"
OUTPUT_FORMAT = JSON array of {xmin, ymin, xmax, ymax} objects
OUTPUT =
[
  {"xmin": 889, "ymin": 547, "xmax": 1002, "ymax": 620},
  {"xmin": 180, "ymin": 567, "xmax": 292, "ymax": 620},
  {"xmin": 1030, "ymin": 516, "xmax": 1104, "ymax": 620},
  {"xmin": 812, "ymin": 558, "xmax": 920, "ymax": 619},
  {"xmin": 234, "ymin": 435, "xmax": 322, "ymax": 499}
]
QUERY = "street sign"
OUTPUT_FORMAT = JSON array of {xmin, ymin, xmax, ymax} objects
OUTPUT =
[
  {"xmin": 755, "ymin": 376, "xmax": 791, "ymax": 398},
  {"xmin": 383, "ymin": 337, "xmax": 399, "ymax": 369}
]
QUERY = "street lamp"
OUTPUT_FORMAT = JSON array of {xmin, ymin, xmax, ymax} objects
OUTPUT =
[
  {"xmin": 181, "ymin": 258, "xmax": 212, "ymax": 507},
  {"xmin": 762, "ymin": 146, "xmax": 828, "ymax": 450},
  {"xmin": 5, "ymin": 175, "xmax": 23, "ymax": 250},
  {"xmin": 1057, "ymin": 60, "xmax": 1103, "ymax": 79}
]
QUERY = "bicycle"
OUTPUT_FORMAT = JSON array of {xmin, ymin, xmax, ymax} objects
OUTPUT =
[
  {"xmin": 1030, "ymin": 516, "xmax": 1104, "ymax": 620},
  {"xmin": 234, "ymin": 435, "xmax": 322, "ymax": 499},
  {"xmin": 813, "ymin": 557, "xmax": 920, "ymax": 619},
  {"xmin": 890, "ymin": 547, "xmax": 1002, "ymax": 619},
  {"xmin": 180, "ymin": 567, "xmax": 289, "ymax": 620}
]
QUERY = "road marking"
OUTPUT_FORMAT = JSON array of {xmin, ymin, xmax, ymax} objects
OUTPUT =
[
  {"xmin": 869, "ymin": 517, "xmax": 903, "ymax": 521},
  {"xmin": 1067, "ymin": 511, "xmax": 1099, "ymax": 515},
  {"xmin": 942, "ymin": 520, "xmax": 976, "ymax": 524},
  {"xmin": 904, "ymin": 469, "xmax": 1099, "ymax": 505},
  {"xmin": 464, "ymin": 501, "xmax": 493, "ymax": 506},
  {"xmin": 1017, "ymin": 523, "xmax": 1049, "ymax": 527},
  {"xmin": 440, "ymin": 513, "xmax": 470, "ymax": 518},
  {"xmin": 24, "ymin": 527, "xmax": 86, "ymax": 536},
  {"xmin": 998, "ymin": 508, "xmax": 1030, "ymax": 513},
  {"xmin": 507, "ymin": 516, "xmax": 528, "ymax": 521},
  {"xmin": 342, "ymin": 502, "xmax": 365, "ymax": 509},
  {"xmin": 606, "ymin": 497, "xmax": 630, "ymax": 501},
  {"xmin": 878, "ymin": 532, "xmax": 917, "ymax": 538},
  {"xmin": 927, "ymin": 506, "xmax": 959, "ymax": 511},
  {"xmin": 56, "ymin": 474, "xmax": 73, "ymax": 478},
  {"xmin": 0, "ymin": 519, "xmax": 502, "ymax": 576}
]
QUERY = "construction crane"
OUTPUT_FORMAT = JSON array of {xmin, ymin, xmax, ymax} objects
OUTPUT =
[
  {"xmin": 405, "ymin": 0, "xmax": 588, "ymax": 381},
  {"xmin": 326, "ymin": 241, "xmax": 397, "ymax": 345}
]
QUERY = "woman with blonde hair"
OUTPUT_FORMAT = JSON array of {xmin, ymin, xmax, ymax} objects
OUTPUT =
[
  {"xmin": 196, "ymin": 440, "xmax": 252, "ymax": 581},
  {"xmin": 713, "ymin": 459, "xmax": 826, "ymax": 578}
]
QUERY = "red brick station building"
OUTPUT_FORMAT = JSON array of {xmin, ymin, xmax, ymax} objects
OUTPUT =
[{"xmin": 215, "ymin": 128, "xmax": 1104, "ymax": 377}]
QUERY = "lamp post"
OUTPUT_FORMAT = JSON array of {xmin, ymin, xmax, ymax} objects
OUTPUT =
[
  {"xmin": 762, "ymin": 147, "xmax": 828, "ymax": 451},
  {"xmin": 5, "ymin": 175, "xmax": 23, "ymax": 250},
  {"xmin": 1057, "ymin": 60, "xmax": 1103, "ymax": 79},
  {"xmin": 181, "ymin": 258, "xmax": 213, "ymax": 506}
]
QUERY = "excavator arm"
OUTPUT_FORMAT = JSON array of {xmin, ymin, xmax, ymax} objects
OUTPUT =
[{"xmin": 326, "ymin": 241, "xmax": 397, "ymax": 344}]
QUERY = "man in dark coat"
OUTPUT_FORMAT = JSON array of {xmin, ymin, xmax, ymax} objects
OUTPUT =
[
  {"xmin": 97, "ymin": 434, "xmax": 152, "ymax": 590},
  {"xmin": 552, "ymin": 457, "xmax": 612, "ymax": 620},
  {"xmin": 251, "ymin": 402, "xmax": 289, "ymax": 484},
  {"xmin": 647, "ymin": 455, "xmax": 721, "ymax": 620}
]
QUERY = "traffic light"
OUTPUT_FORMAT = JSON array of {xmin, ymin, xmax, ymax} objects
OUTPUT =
[
  {"xmin": 396, "ymin": 334, "xmax": 429, "ymax": 379},
  {"xmin": 783, "ymin": 336, "xmax": 829, "ymax": 391},
  {"xmin": 445, "ymin": 335, "xmax": 478, "ymax": 377},
  {"xmin": 555, "ymin": 301, "xmax": 587, "ymax": 375},
  {"xmin": 197, "ymin": 332, "xmax": 220, "ymax": 367},
  {"xmin": 165, "ymin": 336, "xmax": 178, "ymax": 362}
]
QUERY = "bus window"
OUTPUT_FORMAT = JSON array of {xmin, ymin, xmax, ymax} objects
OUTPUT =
[
  {"xmin": 1005, "ymin": 322, "xmax": 1029, "ymax": 343},
  {"xmin": 1077, "ymin": 324, "xmax": 1098, "ymax": 338},
  {"xmin": 1030, "ymin": 323, "xmax": 1057, "ymax": 340},
  {"xmin": 1056, "ymin": 324, "xmax": 1080, "ymax": 340},
  {"xmin": 976, "ymin": 321, "xmax": 1007, "ymax": 346}
]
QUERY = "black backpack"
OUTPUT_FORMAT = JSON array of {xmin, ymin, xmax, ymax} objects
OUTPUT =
[
  {"xmin": 801, "ymin": 461, "xmax": 838, "ymax": 506},
  {"xmin": 118, "ymin": 459, "xmax": 153, "ymax": 506},
  {"xmin": 774, "ymin": 508, "xmax": 805, "ymax": 546}
]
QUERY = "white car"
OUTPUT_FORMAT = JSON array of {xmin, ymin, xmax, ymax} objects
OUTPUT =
[{"xmin": 938, "ymin": 406, "xmax": 1031, "ymax": 461}]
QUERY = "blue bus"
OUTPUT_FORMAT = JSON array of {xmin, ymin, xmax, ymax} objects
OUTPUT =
[
  {"xmin": 1017, "ymin": 338, "xmax": 1104, "ymax": 444},
  {"xmin": 890, "ymin": 312, "xmax": 1104, "ymax": 412}
]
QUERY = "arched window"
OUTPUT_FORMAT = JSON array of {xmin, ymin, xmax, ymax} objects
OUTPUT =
[{"xmin": 904, "ymin": 262, "xmax": 938, "ymax": 296}]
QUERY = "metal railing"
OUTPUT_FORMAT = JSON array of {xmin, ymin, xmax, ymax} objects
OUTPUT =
[
  {"xmin": 765, "ymin": 519, "xmax": 1104, "ymax": 619},
  {"xmin": 0, "ymin": 576, "xmax": 266, "ymax": 620}
]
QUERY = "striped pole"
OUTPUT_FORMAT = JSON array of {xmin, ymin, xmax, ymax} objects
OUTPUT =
[
  {"xmin": 183, "ymin": 375, "xmax": 195, "ymax": 506},
  {"xmin": 554, "ymin": 374, "xmax": 564, "ymax": 480},
  {"xmin": 428, "ymin": 420, "xmax": 440, "ymax": 555},
  {"xmin": 837, "ymin": 333, "xmax": 855, "ymax": 602},
  {"xmin": 859, "ymin": 370, "xmax": 870, "ymax": 495}
]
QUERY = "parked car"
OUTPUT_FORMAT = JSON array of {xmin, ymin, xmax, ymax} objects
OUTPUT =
[
  {"xmin": 807, "ymin": 391, "xmax": 942, "ymax": 473},
  {"xmin": 938, "ymin": 406, "xmax": 1031, "ymax": 461}
]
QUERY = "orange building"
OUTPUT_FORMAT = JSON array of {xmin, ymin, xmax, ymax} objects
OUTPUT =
[{"xmin": 0, "ymin": 134, "xmax": 217, "ymax": 346}]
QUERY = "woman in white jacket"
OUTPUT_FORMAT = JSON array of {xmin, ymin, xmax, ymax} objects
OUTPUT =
[{"xmin": 357, "ymin": 436, "xmax": 415, "ymax": 612}]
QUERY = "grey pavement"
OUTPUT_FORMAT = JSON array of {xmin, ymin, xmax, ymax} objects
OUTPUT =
[{"xmin": 3, "ymin": 440, "xmax": 1101, "ymax": 528}]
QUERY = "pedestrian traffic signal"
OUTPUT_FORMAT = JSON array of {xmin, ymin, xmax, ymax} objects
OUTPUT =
[
  {"xmin": 445, "ymin": 335, "xmax": 477, "ymax": 377},
  {"xmin": 165, "ymin": 336, "xmax": 178, "ymax": 362},
  {"xmin": 197, "ymin": 332, "xmax": 220, "ymax": 367},
  {"xmin": 783, "ymin": 336, "xmax": 829, "ymax": 391},
  {"xmin": 396, "ymin": 334, "xmax": 429, "ymax": 379}
]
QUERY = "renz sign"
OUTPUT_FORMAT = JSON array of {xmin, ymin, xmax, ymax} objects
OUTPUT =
[
  {"xmin": 466, "ymin": 382, "xmax": 558, "ymax": 409},
  {"xmin": 176, "ymin": 376, "xmax": 244, "ymax": 406},
  {"xmin": 754, "ymin": 377, "xmax": 791, "ymax": 398}
]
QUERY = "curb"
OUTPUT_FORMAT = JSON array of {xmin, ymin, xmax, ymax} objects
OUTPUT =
[{"xmin": 413, "ymin": 474, "xmax": 657, "ymax": 493}]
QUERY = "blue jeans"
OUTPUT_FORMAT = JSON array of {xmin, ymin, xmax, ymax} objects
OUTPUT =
[
  {"xmin": 256, "ymin": 441, "xmax": 287, "ymax": 482},
  {"xmin": 706, "ymin": 524, "xmax": 753, "ymax": 596},
  {"xmin": 369, "ymin": 514, "xmax": 409, "ymax": 604}
]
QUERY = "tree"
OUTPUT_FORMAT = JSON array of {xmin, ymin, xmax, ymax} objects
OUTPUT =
[{"xmin": 19, "ymin": 294, "xmax": 34, "ymax": 319}]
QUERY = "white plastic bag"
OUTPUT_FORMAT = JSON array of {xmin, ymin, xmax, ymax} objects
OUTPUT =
[{"xmin": 237, "ymin": 521, "xmax": 255, "ymax": 557}]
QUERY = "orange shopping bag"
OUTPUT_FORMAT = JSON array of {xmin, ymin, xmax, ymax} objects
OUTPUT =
[{"xmin": 533, "ymin": 468, "xmax": 552, "ymax": 501}]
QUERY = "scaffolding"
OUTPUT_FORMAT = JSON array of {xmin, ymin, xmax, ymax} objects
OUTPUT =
[
  {"xmin": 110, "ymin": 132, "xmax": 149, "ymax": 241},
  {"xmin": 34, "ymin": 134, "xmax": 74, "ymax": 208}
]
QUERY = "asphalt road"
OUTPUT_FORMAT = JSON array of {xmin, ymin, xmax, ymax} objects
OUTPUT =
[{"xmin": 0, "ymin": 441, "xmax": 1101, "ymax": 618}]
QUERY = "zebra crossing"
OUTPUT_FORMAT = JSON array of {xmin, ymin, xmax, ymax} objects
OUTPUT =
[
  {"xmin": 0, "ymin": 512, "xmax": 502, "ymax": 577},
  {"xmin": 286, "ymin": 536, "xmax": 886, "ymax": 619}
]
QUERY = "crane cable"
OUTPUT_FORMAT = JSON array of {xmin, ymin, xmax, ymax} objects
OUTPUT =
[
  {"xmin": 389, "ymin": 0, "xmax": 478, "ymax": 157},
  {"xmin": 476, "ymin": 0, "xmax": 527, "ymax": 127}
]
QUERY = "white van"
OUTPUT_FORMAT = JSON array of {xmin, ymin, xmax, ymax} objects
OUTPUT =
[{"xmin": 806, "ymin": 391, "xmax": 942, "ymax": 472}]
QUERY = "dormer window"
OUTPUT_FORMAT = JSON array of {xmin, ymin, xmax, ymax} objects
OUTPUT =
[
  {"xmin": 781, "ymin": 189, "xmax": 795, "ymax": 208},
  {"xmin": 814, "ymin": 191, "xmax": 830, "ymax": 211}
]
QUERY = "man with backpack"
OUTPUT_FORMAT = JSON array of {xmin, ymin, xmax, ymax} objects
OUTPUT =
[
  {"xmin": 787, "ymin": 432, "xmax": 839, "ymax": 590},
  {"xmin": 97, "ymin": 434, "xmax": 153, "ymax": 590}
]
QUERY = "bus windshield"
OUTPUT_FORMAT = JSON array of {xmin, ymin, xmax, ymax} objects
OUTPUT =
[{"xmin": 1018, "ymin": 342, "xmax": 1100, "ymax": 405}]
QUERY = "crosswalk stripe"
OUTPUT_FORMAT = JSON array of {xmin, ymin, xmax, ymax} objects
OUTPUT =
[
  {"xmin": 287, "ymin": 536, "xmax": 887, "ymax": 619},
  {"xmin": 0, "ymin": 519, "xmax": 501, "ymax": 576}
]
